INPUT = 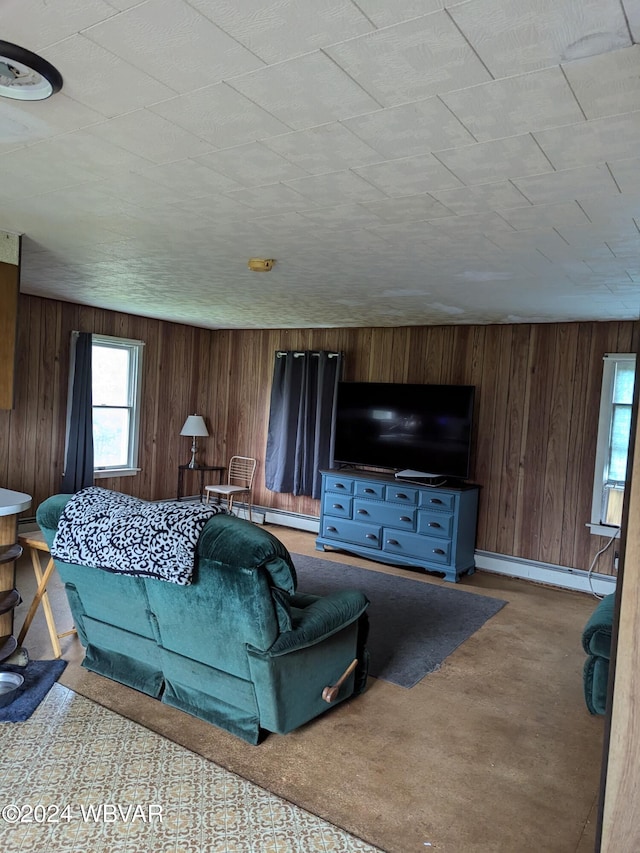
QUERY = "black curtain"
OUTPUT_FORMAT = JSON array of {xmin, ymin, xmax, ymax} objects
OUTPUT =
[
  {"xmin": 265, "ymin": 351, "xmax": 342, "ymax": 499},
  {"xmin": 61, "ymin": 332, "xmax": 94, "ymax": 493}
]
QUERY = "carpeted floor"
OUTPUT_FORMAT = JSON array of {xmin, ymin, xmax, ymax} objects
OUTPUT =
[{"xmin": 293, "ymin": 553, "xmax": 507, "ymax": 687}]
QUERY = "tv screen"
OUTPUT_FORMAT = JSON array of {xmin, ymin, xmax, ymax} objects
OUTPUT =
[{"xmin": 333, "ymin": 381, "xmax": 475, "ymax": 480}]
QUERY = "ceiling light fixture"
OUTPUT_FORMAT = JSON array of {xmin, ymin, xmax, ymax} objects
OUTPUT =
[
  {"xmin": 0, "ymin": 40, "xmax": 63, "ymax": 101},
  {"xmin": 248, "ymin": 258, "xmax": 275, "ymax": 272}
]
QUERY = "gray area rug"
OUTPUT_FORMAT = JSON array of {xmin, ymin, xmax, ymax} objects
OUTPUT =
[{"xmin": 292, "ymin": 554, "xmax": 507, "ymax": 688}]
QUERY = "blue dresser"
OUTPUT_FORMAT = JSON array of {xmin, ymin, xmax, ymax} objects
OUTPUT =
[{"xmin": 316, "ymin": 470, "xmax": 479, "ymax": 583}]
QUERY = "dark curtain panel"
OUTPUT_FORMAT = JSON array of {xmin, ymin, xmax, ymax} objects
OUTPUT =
[
  {"xmin": 265, "ymin": 351, "xmax": 342, "ymax": 499},
  {"xmin": 61, "ymin": 332, "xmax": 94, "ymax": 493}
]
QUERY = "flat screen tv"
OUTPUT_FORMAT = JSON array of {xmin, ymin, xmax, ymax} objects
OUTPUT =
[{"xmin": 332, "ymin": 381, "xmax": 475, "ymax": 481}]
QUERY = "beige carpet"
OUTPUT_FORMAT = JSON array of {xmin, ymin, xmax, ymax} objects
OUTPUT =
[{"xmin": 13, "ymin": 526, "xmax": 605, "ymax": 853}]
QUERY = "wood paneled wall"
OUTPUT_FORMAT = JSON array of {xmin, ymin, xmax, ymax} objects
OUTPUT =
[{"xmin": 1, "ymin": 294, "xmax": 637, "ymax": 576}]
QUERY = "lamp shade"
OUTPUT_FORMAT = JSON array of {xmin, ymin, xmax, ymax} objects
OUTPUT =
[{"xmin": 180, "ymin": 414, "xmax": 208, "ymax": 437}]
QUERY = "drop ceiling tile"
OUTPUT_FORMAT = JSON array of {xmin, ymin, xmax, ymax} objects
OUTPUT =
[
  {"xmin": 353, "ymin": 154, "xmax": 464, "ymax": 196},
  {"xmin": 299, "ymin": 204, "xmax": 384, "ymax": 230},
  {"xmin": 355, "ymin": 0, "xmax": 443, "ymax": 27},
  {"xmin": 86, "ymin": 110, "xmax": 214, "ymax": 165},
  {"xmin": 343, "ymin": 98, "xmax": 475, "ymax": 160},
  {"xmin": 497, "ymin": 201, "xmax": 591, "ymax": 231},
  {"xmin": 167, "ymin": 194, "xmax": 252, "ymax": 222},
  {"xmin": 623, "ymin": 1, "xmax": 640, "ymax": 40},
  {"xmin": 135, "ymin": 160, "xmax": 243, "ymax": 197},
  {"xmin": 449, "ymin": 0, "xmax": 631, "ymax": 77},
  {"xmin": 0, "ymin": 94, "xmax": 104, "ymax": 150},
  {"xmin": 149, "ymin": 83, "xmax": 290, "ymax": 149},
  {"xmin": 434, "ymin": 135, "xmax": 553, "ymax": 185},
  {"xmin": 360, "ymin": 194, "xmax": 454, "ymax": 222},
  {"xmin": 1, "ymin": 0, "xmax": 116, "ymax": 50},
  {"xmin": 431, "ymin": 211, "xmax": 516, "ymax": 239},
  {"xmin": 82, "ymin": 0, "xmax": 263, "ymax": 93},
  {"xmin": 41, "ymin": 35, "xmax": 175, "ymax": 118},
  {"xmin": 227, "ymin": 52, "xmax": 381, "ymax": 130},
  {"xmin": 42, "ymin": 128, "xmax": 152, "ymax": 177},
  {"xmin": 533, "ymin": 112, "xmax": 640, "ymax": 170},
  {"xmin": 563, "ymin": 46, "xmax": 640, "ymax": 119},
  {"xmin": 284, "ymin": 171, "xmax": 386, "ymax": 206},
  {"xmin": 608, "ymin": 157, "xmax": 640, "ymax": 193},
  {"xmin": 195, "ymin": 143, "xmax": 308, "ymax": 188},
  {"xmin": 513, "ymin": 164, "xmax": 621, "ymax": 204},
  {"xmin": 430, "ymin": 181, "xmax": 531, "ymax": 215},
  {"xmin": 441, "ymin": 67, "xmax": 584, "ymax": 142},
  {"xmin": 226, "ymin": 184, "xmax": 311, "ymax": 215},
  {"xmin": 188, "ymin": 0, "xmax": 373, "ymax": 63},
  {"xmin": 262, "ymin": 124, "xmax": 381, "ymax": 175},
  {"xmin": 325, "ymin": 11, "xmax": 491, "ymax": 107},
  {"xmin": 487, "ymin": 228, "xmax": 572, "ymax": 254}
]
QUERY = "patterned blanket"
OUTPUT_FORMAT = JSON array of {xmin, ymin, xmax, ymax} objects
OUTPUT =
[{"xmin": 51, "ymin": 486, "xmax": 227, "ymax": 585}]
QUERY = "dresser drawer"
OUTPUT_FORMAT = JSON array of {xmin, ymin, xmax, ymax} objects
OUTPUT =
[
  {"xmin": 325, "ymin": 475, "xmax": 354, "ymax": 495},
  {"xmin": 353, "ymin": 499, "xmax": 415, "ymax": 530},
  {"xmin": 417, "ymin": 510, "xmax": 454, "ymax": 539},
  {"xmin": 321, "ymin": 517, "xmax": 382, "ymax": 550},
  {"xmin": 384, "ymin": 485, "xmax": 418, "ymax": 505},
  {"xmin": 322, "ymin": 494, "xmax": 353, "ymax": 519},
  {"xmin": 354, "ymin": 480, "xmax": 385, "ymax": 500},
  {"xmin": 419, "ymin": 491, "xmax": 457, "ymax": 512},
  {"xmin": 382, "ymin": 530, "xmax": 452, "ymax": 566}
]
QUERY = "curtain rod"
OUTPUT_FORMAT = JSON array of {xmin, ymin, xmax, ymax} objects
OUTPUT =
[{"xmin": 276, "ymin": 351, "xmax": 340, "ymax": 358}]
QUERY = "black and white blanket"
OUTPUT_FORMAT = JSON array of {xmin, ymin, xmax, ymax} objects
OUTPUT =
[{"xmin": 51, "ymin": 486, "xmax": 227, "ymax": 585}]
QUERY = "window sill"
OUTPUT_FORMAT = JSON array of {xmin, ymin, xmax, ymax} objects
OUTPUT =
[
  {"xmin": 586, "ymin": 522, "xmax": 621, "ymax": 538},
  {"xmin": 94, "ymin": 468, "xmax": 140, "ymax": 479}
]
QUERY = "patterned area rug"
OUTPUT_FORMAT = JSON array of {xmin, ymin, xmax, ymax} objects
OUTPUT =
[{"xmin": 0, "ymin": 683, "xmax": 381, "ymax": 853}]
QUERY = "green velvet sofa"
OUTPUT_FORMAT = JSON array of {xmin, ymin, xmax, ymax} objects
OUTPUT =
[
  {"xmin": 37, "ymin": 494, "xmax": 370, "ymax": 743},
  {"xmin": 582, "ymin": 592, "xmax": 615, "ymax": 716}
]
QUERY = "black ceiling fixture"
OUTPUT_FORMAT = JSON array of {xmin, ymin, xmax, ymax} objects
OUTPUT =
[{"xmin": 0, "ymin": 40, "xmax": 63, "ymax": 100}]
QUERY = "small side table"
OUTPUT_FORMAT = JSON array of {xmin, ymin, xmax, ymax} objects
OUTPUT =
[
  {"xmin": 177, "ymin": 465, "xmax": 225, "ymax": 502},
  {"xmin": 17, "ymin": 531, "xmax": 76, "ymax": 659}
]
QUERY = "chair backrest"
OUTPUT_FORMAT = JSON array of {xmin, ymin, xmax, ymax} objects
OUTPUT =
[{"xmin": 228, "ymin": 456, "xmax": 257, "ymax": 488}]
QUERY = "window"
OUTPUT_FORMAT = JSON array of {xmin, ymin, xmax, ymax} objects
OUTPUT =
[
  {"xmin": 91, "ymin": 334, "xmax": 144, "ymax": 477},
  {"xmin": 590, "ymin": 353, "xmax": 636, "ymax": 534}
]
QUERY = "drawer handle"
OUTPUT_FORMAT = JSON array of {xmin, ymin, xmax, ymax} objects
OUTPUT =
[
  {"xmin": 365, "ymin": 533, "xmax": 378, "ymax": 540},
  {"xmin": 327, "ymin": 525, "xmax": 337, "ymax": 532},
  {"xmin": 395, "ymin": 492, "xmax": 408, "ymax": 499},
  {"xmin": 428, "ymin": 522, "xmax": 441, "ymax": 528},
  {"xmin": 332, "ymin": 503, "xmax": 343, "ymax": 510},
  {"xmin": 399, "ymin": 516, "xmax": 411, "ymax": 523},
  {"xmin": 334, "ymin": 483, "xmax": 346, "ymax": 489},
  {"xmin": 430, "ymin": 498, "xmax": 443, "ymax": 504},
  {"xmin": 386, "ymin": 538, "xmax": 399, "ymax": 546},
  {"xmin": 357, "ymin": 509, "xmax": 369, "ymax": 515},
  {"xmin": 433, "ymin": 548, "xmax": 446, "ymax": 555},
  {"xmin": 364, "ymin": 487, "xmax": 376, "ymax": 494}
]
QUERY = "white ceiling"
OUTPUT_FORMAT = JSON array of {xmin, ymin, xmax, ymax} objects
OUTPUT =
[{"xmin": 2, "ymin": 0, "xmax": 640, "ymax": 329}]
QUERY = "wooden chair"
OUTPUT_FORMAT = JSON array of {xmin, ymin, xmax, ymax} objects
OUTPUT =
[{"xmin": 205, "ymin": 456, "xmax": 257, "ymax": 522}]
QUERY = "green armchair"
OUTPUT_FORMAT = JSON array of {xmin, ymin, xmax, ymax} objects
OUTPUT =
[
  {"xmin": 582, "ymin": 592, "xmax": 615, "ymax": 716},
  {"xmin": 37, "ymin": 494, "xmax": 370, "ymax": 743}
]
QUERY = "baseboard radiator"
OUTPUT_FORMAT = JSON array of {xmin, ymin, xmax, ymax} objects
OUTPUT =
[{"xmin": 19, "ymin": 505, "xmax": 616, "ymax": 595}]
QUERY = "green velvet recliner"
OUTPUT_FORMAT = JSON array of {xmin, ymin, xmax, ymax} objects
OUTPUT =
[
  {"xmin": 37, "ymin": 494, "xmax": 370, "ymax": 744},
  {"xmin": 582, "ymin": 592, "xmax": 615, "ymax": 716}
]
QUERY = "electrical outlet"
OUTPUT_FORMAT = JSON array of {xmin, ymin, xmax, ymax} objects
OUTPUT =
[{"xmin": 614, "ymin": 551, "xmax": 620, "ymax": 572}]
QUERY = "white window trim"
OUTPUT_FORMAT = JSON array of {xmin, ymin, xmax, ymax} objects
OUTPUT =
[
  {"xmin": 588, "ymin": 352, "xmax": 636, "ymax": 537},
  {"xmin": 92, "ymin": 333, "xmax": 144, "ymax": 477}
]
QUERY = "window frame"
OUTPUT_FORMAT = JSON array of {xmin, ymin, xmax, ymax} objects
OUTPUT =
[
  {"xmin": 589, "ymin": 352, "xmax": 636, "ymax": 537},
  {"xmin": 86, "ymin": 333, "xmax": 144, "ymax": 479}
]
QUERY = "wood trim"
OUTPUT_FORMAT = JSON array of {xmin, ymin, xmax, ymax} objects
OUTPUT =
[
  {"xmin": 0, "ymin": 260, "xmax": 19, "ymax": 410},
  {"xmin": 598, "ymin": 375, "xmax": 640, "ymax": 851}
]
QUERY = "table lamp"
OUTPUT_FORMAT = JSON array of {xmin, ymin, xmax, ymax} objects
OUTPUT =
[{"xmin": 180, "ymin": 414, "xmax": 208, "ymax": 469}]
